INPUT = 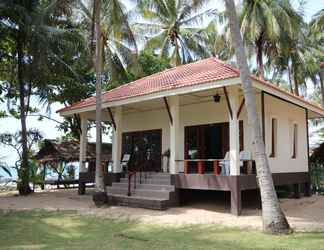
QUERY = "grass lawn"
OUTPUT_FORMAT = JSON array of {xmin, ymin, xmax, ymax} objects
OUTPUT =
[{"xmin": 0, "ymin": 210, "xmax": 323, "ymax": 250}]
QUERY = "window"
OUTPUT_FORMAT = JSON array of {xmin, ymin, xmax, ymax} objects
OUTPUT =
[
  {"xmin": 269, "ymin": 118, "xmax": 277, "ymax": 158},
  {"xmin": 292, "ymin": 123, "xmax": 298, "ymax": 159}
]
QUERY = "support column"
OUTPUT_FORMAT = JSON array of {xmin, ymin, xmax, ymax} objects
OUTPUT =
[
  {"xmin": 79, "ymin": 117, "xmax": 88, "ymax": 173},
  {"xmin": 230, "ymin": 177, "xmax": 242, "ymax": 215},
  {"xmin": 79, "ymin": 117, "xmax": 88, "ymax": 195},
  {"xmin": 169, "ymin": 96, "xmax": 180, "ymax": 174},
  {"xmin": 229, "ymin": 88, "xmax": 240, "ymax": 175},
  {"xmin": 112, "ymin": 106, "xmax": 123, "ymax": 173}
]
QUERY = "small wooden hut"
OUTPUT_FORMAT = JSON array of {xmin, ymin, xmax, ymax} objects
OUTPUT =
[{"xmin": 35, "ymin": 139, "xmax": 112, "ymax": 188}]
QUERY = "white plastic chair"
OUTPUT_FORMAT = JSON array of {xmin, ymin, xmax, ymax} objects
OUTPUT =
[{"xmin": 220, "ymin": 152, "xmax": 230, "ymax": 176}]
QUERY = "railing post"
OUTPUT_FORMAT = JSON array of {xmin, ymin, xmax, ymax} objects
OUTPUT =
[
  {"xmin": 197, "ymin": 161, "xmax": 204, "ymax": 174},
  {"xmin": 213, "ymin": 160, "xmax": 220, "ymax": 175},
  {"xmin": 127, "ymin": 173, "xmax": 131, "ymax": 196},
  {"xmin": 184, "ymin": 161, "xmax": 188, "ymax": 174}
]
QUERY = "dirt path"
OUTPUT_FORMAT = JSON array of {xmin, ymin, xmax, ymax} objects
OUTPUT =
[{"xmin": 1, "ymin": 189, "xmax": 323, "ymax": 231}]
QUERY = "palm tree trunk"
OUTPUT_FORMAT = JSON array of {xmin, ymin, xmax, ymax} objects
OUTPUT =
[
  {"xmin": 17, "ymin": 30, "xmax": 32, "ymax": 195},
  {"xmin": 256, "ymin": 37, "xmax": 264, "ymax": 79},
  {"xmin": 319, "ymin": 72, "xmax": 324, "ymax": 107},
  {"xmin": 293, "ymin": 72, "xmax": 299, "ymax": 96},
  {"xmin": 224, "ymin": 0, "xmax": 290, "ymax": 234},
  {"xmin": 93, "ymin": 0, "xmax": 106, "ymax": 202},
  {"xmin": 287, "ymin": 65, "xmax": 294, "ymax": 94}
]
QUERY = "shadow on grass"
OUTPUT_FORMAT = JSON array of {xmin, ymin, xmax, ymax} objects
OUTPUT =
[{"xmin": 0, "ymin": 210, "xmax": 323, "ymax": 250}]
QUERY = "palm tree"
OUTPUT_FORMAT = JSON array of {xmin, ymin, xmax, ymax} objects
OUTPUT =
[
  {"xmin": 92, "ymin": 0, "xmax": 106, "ymax": 204},
  {"xmin": 204, "ymin": 19, "xmax": 234, "ymax": 61},
  {"xmin": 0, "ymin": 0, "xmax": 81, "ymax": 195},
  {"xmin": 224, "ymin": 0, "xmax": 290, "ymax": 234},
  {"xmin": 134, "ymin": 0, "xmax": 214, "ymax": 65},
  {"xmin": 310, "ymin": 9, "xmax": 324, "ymax": 105},
  {"xmin": 76, "ymin": 0, "xmax": 138, "ymax": 83},
  {"xmin": 240, "ymin": 0, "xmax": 303, "ymax": 79}
]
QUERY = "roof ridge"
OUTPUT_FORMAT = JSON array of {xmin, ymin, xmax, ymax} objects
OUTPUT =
[{"xmin": 101, "ymin": 57, "xmax": 215, "ymax": 98}]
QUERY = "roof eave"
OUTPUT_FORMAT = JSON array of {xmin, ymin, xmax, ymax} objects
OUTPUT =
[{"xmin": 59, "ymin": 77, "xmax": 242, "ymax": 117}]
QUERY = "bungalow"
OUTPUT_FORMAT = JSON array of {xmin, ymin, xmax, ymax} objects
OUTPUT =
[{"xmin": 58, "ymin": 58, "xmax": 324, "ymax": 215}]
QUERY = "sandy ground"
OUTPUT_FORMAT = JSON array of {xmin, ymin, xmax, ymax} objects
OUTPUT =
[{"xmin": 0, "ymin": 189, "xmax": 323, "ymax": 231}]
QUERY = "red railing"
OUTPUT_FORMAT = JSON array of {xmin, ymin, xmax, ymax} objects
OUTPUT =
[{"xmin": 179, "ymin": 159, "xmax": 255, "ymax": 175}]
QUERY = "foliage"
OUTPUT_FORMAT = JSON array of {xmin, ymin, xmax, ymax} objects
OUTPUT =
[
  {"xmin": 309, "ymin": 163, "xmax": 324, "ymax": 194},
  {"xmin": 0, "ymin": 129, "xmax": 43, "ymax": 189},
  {"xmin": 105, "ymin": 50, "xmax": 171, "ymax": 90},
  {"xmin": 240, "ymin": 0, "xmax": 304, "ymax": 79},
  {"xmin": 76, "ymin": 0, "xmax": 138, "ymax": 83},
  {"xmin": 0, "ymin": 158, "xmax": 12, "ymax": 178},
  {"xmin": 134, "ymin": 0, "xmax": 215, "ymax": 65}
]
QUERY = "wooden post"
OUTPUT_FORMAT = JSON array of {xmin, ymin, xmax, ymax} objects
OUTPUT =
[
  {"xmin": 231, "ymin": 177, "xmax": 242, "ymax": 216},
  {"xmin": 213, "ymin": 160, "xmax": 220, "ymax": 175},
  {"xmin": 293, "ymin": 183, "xmax": 301, "ymax": 199},
  {"xmin": 197, "ymin": 161, "xmax": 204, "ymax": 174},
  {"xmin": 184, "ymin": 161, "xmax": 188, "ymax": 174}
]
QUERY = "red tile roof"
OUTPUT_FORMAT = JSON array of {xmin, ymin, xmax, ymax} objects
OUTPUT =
[
  {"xmin": 57, "ymin": 57, "xmax": 324, "ymax": 114},
  {"xmin": 57, "ymin": 58, "xmax": 240, "ymax": 113}
]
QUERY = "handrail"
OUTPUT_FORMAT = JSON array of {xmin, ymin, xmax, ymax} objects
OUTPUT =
[
  {"xmin": 127, "ymin": 170, "xmax": 137, "ymax": 196},
  {"xmin": 175, "ymin": 159, "xmax": 255, "ymax": 175}
]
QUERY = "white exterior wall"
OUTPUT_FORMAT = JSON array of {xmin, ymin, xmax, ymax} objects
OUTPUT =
[
  {"xmin": 122, "ymin": 97, "xmax": 254, "ymax": 173},
  {"xmin": 263, "ymin": 94, "xmax": 308, "ymax": 173},
  {"xmin": 122, "ymin": 108, "xmax": 170, "ymax": 156},
  {"xmin": 120, "ymin": 92, "xmax": 308, "ymax": 174}
]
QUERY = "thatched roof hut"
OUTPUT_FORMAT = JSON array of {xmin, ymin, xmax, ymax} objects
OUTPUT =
[{"xmin": 35, "ymin": 139, "xmax": 112, "ymax": 164}]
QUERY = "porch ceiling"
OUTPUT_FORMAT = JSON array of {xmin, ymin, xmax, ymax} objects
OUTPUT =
[{"xmin": 121, "ymin": 86, "xmax": 243, "ymax": 115}]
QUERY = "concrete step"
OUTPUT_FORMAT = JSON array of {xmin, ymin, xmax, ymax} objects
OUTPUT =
[
  {"xmin": 120, "ymin": 178, "xmax": 171, "ymax": 185},
  {"xmin": 111, "ymin": 182, "xmax": 175, "ymax": 191},
  {"xmin": 107, "ymin": 186, "xmax": 171, "ymax": 199},
  {"xmin": 108, "ymin": 194, "xmax": 168, "ymax": 210}
]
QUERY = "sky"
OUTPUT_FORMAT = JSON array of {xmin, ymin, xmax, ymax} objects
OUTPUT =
[{"xmin": 0, "ymin": 0, "xmax": 323, "ymax": 175}]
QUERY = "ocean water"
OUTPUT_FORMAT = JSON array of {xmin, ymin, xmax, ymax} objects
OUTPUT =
[{"xmin": 0, "ymin": 163, "xmax": 80, "ymax": 182}]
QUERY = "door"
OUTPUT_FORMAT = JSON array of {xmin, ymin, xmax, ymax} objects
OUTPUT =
[{"xmin": 122, "ymin": 129, "xmax": 162, "ymax": 172}]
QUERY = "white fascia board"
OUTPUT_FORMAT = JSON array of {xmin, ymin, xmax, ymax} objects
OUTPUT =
[
  {"xmin": 252, "ymin": 80, "xmax": 324, "ymax": 117},
  {"xmin": 60, "ymin": 77, "xmax": 241, "ymax": 117}
]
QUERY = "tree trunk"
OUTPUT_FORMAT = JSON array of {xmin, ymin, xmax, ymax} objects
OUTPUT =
[
  {"xmin": 93, "ymin": 0, "xmax": 106, "ymax": 206},
  {"xmin": 293, "ymin": 73, "xmax": 299, "ymax": 96},
  {"xmin": 255, "ymin": 37, "xmax": 264, "ymax": 79},
  {"xmin": 319, "ymin": 72, "xmax": 324, "ymax": 107},
  {"xmin": 287, "ymin": 65, "xmax": 294, "ymax": 94},
  {"xmin": 17, "ymin": 30, "xmax": 32, "ymax": 195},
  {"xmin": 224, "ymin": 0, "xmax": 290, "ymax": 234}
]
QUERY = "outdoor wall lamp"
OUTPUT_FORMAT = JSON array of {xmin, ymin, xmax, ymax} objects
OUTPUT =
[{"xmin": 213, "ymin": 93, "xmax": 221, "ymax": 103}]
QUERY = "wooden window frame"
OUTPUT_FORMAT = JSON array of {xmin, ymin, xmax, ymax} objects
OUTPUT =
[
  {"xmin": 292, "ymin": 123, "xmax": 298, "ymax": 159},
  {"xmin": 269, "ymin": 117, "xmax": 277, "ymax": 158}
]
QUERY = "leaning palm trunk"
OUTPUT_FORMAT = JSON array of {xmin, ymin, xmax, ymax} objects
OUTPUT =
[
  {"xmin": 17, "ymin": 30, "xmax": 32, "ymax": 195},
  {"xmin": 93, "ymin": 0, "xmax": 106, "ymax": 204},
  {"xmin": 224, "ymin": 0, "xmax": 290, "ymax": 234},
  {"xmin": 319, "ymin": 72, "xmax": 324, "ymax": 107}
]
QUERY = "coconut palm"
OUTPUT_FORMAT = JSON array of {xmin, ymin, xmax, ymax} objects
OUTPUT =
[
  {"xmin": 240, "ymin": 0, "xmax": 303, "ymax": 79},
  {"xmin": 133, "ymin": 0, "xmax": 215, "ymax": 65},
  {"xmin": 309, "ymin": 9, "xmax": 324, "ymax": 105},
  {"xmin": 76, "ymin": 0, "xmax": 138, "ymax": 83},
  {"xmin": 224, "ymin": 0, "xmax": 290, "ymax": 233},
  {"xmin": 204, "ymin": 19, "xmax": 234, "ymax": 61},
  {"xmin": 0, "ymin": 0, "xmax": 82, "ymax": 195}
]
